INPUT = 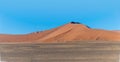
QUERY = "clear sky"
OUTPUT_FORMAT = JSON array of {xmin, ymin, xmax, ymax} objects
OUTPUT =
[{"xmin": 0, "ymin": 0, "xmax": 120, "ymax": 34}]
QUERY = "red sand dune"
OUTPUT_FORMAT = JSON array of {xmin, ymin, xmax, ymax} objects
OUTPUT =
[
  {"xmin": 113, "ymin": 30, "xmax": 120, "ymax": 33},
  {"xmin": 0, "ymin": 22, "xmax": 120, "ymax": 43}
]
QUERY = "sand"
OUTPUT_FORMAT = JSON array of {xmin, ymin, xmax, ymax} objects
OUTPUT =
[
  {"xmin": 113, "ymin": 30, "xmax": 120, "ymax": 33},
  {"xmin": 0, "ymin": 22, "xmax": 120, "ymax": 43}
]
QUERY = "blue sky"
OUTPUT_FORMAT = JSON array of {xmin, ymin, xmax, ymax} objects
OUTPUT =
[{"xmin": 0, "ymin": 0, "xmax": 120, "ymax": 34}]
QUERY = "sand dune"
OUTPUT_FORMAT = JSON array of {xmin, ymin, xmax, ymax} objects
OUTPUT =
[
  {"xmin": 0, "ymin": 22, "xmax": 120, "ymax": 43},
  {"xmin": 113, "ymin": 30, "xmax": 120, "ymax": 33}
]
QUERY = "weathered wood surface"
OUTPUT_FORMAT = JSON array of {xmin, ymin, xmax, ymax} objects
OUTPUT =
[{"xmin": 0, "ymin": 42, "xmax": 120, "ymax": 62}]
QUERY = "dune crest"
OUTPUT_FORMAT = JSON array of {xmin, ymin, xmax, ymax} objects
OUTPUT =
[{"xmin": 0, "ymin": 22, "xmax": 120, "ymax": 43}]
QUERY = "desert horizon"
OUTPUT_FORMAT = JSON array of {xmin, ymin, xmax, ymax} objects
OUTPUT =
[
  {"xmin": 0, "ymin": 0, "xmax": 120, "ymax": 62},
  {"xmin": 0, "ymin": 22, "xmax": 120, "ymax": 43}
]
